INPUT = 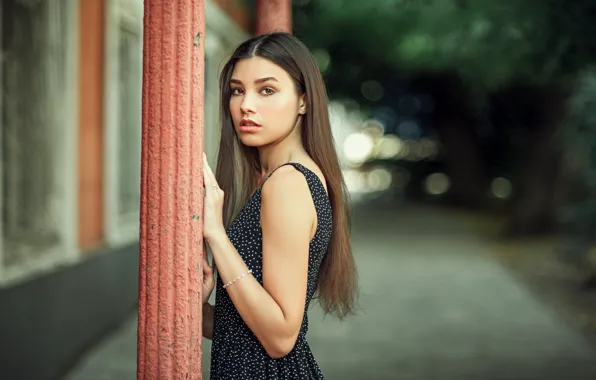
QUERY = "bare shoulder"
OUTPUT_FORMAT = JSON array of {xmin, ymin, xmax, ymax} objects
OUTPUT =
[
  {"xmin": 261, "ymin": 165, "xmax": 316, "ymax": 236},
  {"xmin": 261, "ymin": 165, "xmax": 311, "ymax": 203}
]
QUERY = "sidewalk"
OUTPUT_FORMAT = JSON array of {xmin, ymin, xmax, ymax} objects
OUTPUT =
[{"xmin": 64, "ymin": 203, "xmax": 596, "ymax": 379}]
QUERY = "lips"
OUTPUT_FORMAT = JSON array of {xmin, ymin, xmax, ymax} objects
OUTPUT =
[
  {"xmin": 240, "ymin": 119, "xmax": 260, "ymax": 127},
  {"xmin": 238, "ymin": 119, "xmax": 261, "ymax": 133}
]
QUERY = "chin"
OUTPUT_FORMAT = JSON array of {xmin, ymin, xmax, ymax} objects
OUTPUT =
[{"xmin": 237, "ymin": 134, "xmax": 267, "ymax": 147}]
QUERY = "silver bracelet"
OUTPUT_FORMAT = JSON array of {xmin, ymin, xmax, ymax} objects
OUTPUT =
[{"xmin": 222, "ymin": 269, "xmax": 253, "ymax": 289}]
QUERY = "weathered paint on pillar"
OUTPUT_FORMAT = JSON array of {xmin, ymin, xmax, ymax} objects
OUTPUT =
[
  {"xmin": 255, "ymin": 0, "xmax": 292, "ymax": 35},
  {"xmin": 138, "ymin": 1, "xmax": 205, "ymax": 379}
]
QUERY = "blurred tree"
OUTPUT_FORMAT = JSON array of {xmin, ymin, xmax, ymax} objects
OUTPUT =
[
  {"xmin": 297, "ymin": 0, "xmax": 596, "ymax": 89},
  {"xmin": 294, "ymin": 0, "xmax": 596, "ymax": 235},
  {"xmin": 555, "ymin": 70, "xmax": 596, "ymax": 286}
]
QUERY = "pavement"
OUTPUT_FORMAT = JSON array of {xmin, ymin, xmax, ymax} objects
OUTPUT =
[{"xmin": 63, "ymin": 202, "xmax": 596, "ymax": 380}]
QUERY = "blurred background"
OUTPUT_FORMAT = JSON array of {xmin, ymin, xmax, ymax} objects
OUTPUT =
[{"xmin": 2, "ymin": 0, "xmax": 596, "ymax": 379}]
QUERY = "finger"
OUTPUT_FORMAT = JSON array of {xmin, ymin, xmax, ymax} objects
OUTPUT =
[
  {"xmin": 203, "ymin": 154, "xmax": 219, "ymax": 189},
  {"xmin": 202, "ymin": 254, "xmax": 212, "ymax": 275},
  {"xmin": 202, "ymin": 157, "xmax": 213, "ymax": 189},
  {"xmin": 203, "ymin": 262, "xmax": 213, "ymax": 275},
  {"xmin": 202, "ymin": 155, "xmax": 213, "ymax": 188},
  {"xmin": 202, "ymin": 153, "xmax": 212, "ymax": 176},
  {"xmin": 202, "ymin": 242, "xmax": 209, "ymax": 259}
]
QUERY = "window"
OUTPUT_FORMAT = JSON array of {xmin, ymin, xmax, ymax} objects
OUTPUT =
[
  {"xmin": 0, "ymin": 0, "xmax": 77, "ymax": 285},
  {"xmin": 103, "ymin": 0, "xmax": 143, "ymax": 246},
  {"xmin": 117, "ymin": 25, "xmax": 142, "ymax": 219}
]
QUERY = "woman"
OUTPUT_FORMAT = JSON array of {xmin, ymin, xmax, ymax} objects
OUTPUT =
[{"xmin": 201, "ymin": 32, "xmax": 358, "ymax": 379}]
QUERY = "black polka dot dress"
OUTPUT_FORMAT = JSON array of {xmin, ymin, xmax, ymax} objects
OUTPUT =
[{"xmin": 210, "ymin": 162, "xmax": 332, "ymax": 380}]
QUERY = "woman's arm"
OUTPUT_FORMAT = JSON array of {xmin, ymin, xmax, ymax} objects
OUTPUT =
[
  {"xmin": 202, "ymin": 303, "xmax": 214, "ymax": 340},
  {"xmin": 206, "ymin": 167, "xmax": 315, "ymax": 358}
]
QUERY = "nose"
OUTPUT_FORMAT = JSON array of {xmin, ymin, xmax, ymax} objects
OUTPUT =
[{"xmin": 240, "ymin": 92, "xmax": 256, "ymax": 114}]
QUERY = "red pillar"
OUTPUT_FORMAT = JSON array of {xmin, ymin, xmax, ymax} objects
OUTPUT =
[
  {"xmin": 138, "ymin": 1, "xmax": 205, "ymax": 379},
  {"xmin": 255, "ymin": 0, "xmax": 292, "ymax": 35}
]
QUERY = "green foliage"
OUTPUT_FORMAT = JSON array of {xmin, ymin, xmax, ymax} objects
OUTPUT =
[
  {"xmin": 562, "ymin": 70, "xmax": 596, "ymax": 185},
  {"xmin": 557, "ymin": 70, "xmax": 596, "ymax": 245},
  {"xmin": 295, "ymin": 0, "xmax": 596, "ymax": 92}
]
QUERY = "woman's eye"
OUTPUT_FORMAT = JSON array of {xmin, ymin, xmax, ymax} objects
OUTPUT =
[
  {"xmin": 231, "ymin": 88, "xmax": 243, "ymax": 95},
  {"xmin": 261, "ymin": 87, "xmax": 275, "ymax": 96}
]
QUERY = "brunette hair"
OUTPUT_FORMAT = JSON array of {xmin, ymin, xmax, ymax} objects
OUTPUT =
[{"xmin": 215, "ymin": 32, "xmax": 357, "ymax": 319}]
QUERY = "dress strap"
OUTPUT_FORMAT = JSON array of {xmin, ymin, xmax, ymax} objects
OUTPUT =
[
  {"xmin": 258, "ymin": 162, "xmax": 327, "ymax": 201},
  {"xmin": 260, "ymin": 162, "xmax": 311, "ymax": 189},
  {"xmin": 260, "ymin": 162, "xmax": 297, "ymax": 186}
]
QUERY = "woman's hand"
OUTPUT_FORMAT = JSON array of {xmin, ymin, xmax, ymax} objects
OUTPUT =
[
  {"xmin": 202, "ymin": 244, "xmax": 215, "ymax": 304},
  {"xmin": 202, "ymin": 153, "xmax": 226, "ymax": 242}
]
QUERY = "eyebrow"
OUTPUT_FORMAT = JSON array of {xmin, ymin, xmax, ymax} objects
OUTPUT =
[{"xmin": 230, "ymin": 77, "xmax": 278, "ymax": 85}]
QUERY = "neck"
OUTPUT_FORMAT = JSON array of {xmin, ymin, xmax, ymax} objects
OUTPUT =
[
  {"xmin": 258, "ymin": 116, "xmax": 307, "ymax": 176},
  {"xmin": 258, "ymin": 136, "xmax": 305, "ymax": 176}
]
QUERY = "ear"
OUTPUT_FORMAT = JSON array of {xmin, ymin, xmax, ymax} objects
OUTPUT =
[{"xmin": 298, "ymin": 94, "xmax": 307, "ymax": 115}]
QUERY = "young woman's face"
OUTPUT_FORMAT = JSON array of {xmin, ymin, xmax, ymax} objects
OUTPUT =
[{"xmin": 229, "ymin": 56, "xmax": 305, "ymax": 147}]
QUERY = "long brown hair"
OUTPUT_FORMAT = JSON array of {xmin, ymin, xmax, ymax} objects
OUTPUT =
[{"xmin": 215, "ymin": 32, "xmax": 357, "ymax": 319}]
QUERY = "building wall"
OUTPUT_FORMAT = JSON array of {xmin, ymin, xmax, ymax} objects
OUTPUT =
[
  {"xmin": 0, "ymin": 0, "xmax": 79, "ymax": 288},
  {"xmin": 213, "ymin": 0, "xmax": 253, "ymax": 32},
  {"xmin": 0, "ymin": 1, "xmax": 249, "ymax": 380},
  {"xmin": 204, "ymin": 0, "xmax": 251, "ymax": 162},
  {"xmin": 0, "ymin": 243, "xmax": 139, "ymax": 380},
  {"xmin": 102, "ymin": 0, "xmax": 144, "ymax": 249}
]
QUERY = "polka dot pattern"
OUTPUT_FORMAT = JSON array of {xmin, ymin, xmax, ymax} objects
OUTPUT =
[{"xmin": 210, "ymin": 162, "xmax": 332, "ymax": 380}]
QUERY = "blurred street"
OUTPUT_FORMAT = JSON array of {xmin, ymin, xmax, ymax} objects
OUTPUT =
[{"xmin": 64, "ymin": 202, "xmax": 596, "ymax": 380}]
